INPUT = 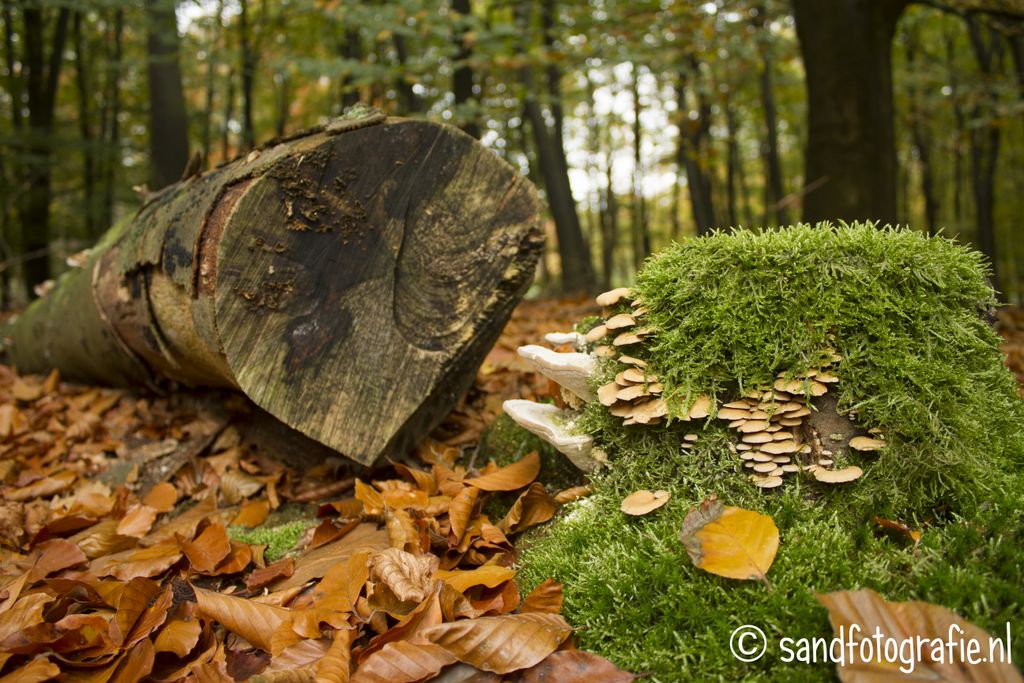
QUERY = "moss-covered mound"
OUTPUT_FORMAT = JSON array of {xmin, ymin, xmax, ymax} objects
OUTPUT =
[{"xmin": 517, "ymin": 223, "xmax": 1024, "ymax": 681}]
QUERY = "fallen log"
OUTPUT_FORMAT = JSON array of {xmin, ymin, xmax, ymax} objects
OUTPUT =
[{"xmin": 3, "ymin": 108, "xmax": 544, "ymax": 465}]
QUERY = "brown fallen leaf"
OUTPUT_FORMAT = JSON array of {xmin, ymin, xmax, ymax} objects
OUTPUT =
[
  {"xmin": 464, "ymin": 452, "xmax": 541, "ymax": 491},
  {"xmin": 315, "ymin": 628, "xmax": 354, "ymax": 683},
  {"xmin": 620, "ymin": 489, "xmax": 671, "ymax": 516},
  {"xmin": 352, "ymin": 641, "xmax": 456, "ymax": 683},
  {"xmin": 177, "ymin": 522, "xmax": 232, "ymax": 573},
  {"xmin": 193, "ymin": 584, "xmax": 291, "ymax": 653},
  {"xmin": 872, "ymin": 516, "xmax": 923, "ymax": 546},
  {"xmin": 232, "ymin": 499, "xmax": 271, "ymax": 528},
  {"xmin": 367, "ymin": 548, "xmax": 438, "ymax": 604},
  {"xmin": 521, "ymin": 579, "xmax": 563, "ymax": 615},
  {"xmin": 421, "ymin": 612, "xmax": 572, "ymax": 673},
  {"xmin": 498, "ymin": 483, "xmax": 556, "ymax": 534},
  {"xmin": 449, "ymin": 486, "xmax": 480, "ymax": 544},
  {"xmin": 515, "ymin": 650, "xmax": 636, "ymax": 682},
  {"xmin": 142, "ymin": 482, "xmax": 178, "ymax": 513},
  {"xmin": 0, "ymin": 656, "xmax": 60, "ymax": 683},
  {"xmin": 817, "ymin": 588, "xmax": 1021, "ymax": 682},
  {"xmin": 117, "ymin": 504, "xmax": 159, "ymax": 538},
  {"xmin": 153, "ymin": 617, "xmax": 202, "ymax": 657},
  {"xmin": 246, "ymin": 557, "xmax": 296, "ymax": 591},
  {"xmin": 679, "ymin": 495, "xmax": 779, "ymax": 586},
  {"xmin": 553, "ymin": 485, "xmax": 593, "ymax": 505},
  {"xmin": 435, "ymin": 565, "xmax": 517, "ymax": 594},
  {"xmin": 271, "ymin": 524, "xmax": 387, "ymax": 592}
]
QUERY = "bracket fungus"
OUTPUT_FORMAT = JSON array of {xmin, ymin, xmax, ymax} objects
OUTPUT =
[{"xmin": 502, "ymin": 400, "xmax": 600, "ymax": 472}]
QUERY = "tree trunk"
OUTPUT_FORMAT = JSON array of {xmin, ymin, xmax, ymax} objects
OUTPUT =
[
  {"xmin": 100, "ymin": 8, "xmax": 123, "ymax": 231},
  {"xmin": 201, "ymin": 0, "xmax": 224, "ymax": 165},
  {"xmin": 966, "ymin": 16, "xmax": 1003, "ymax": 299},
  {"xmin": 238, "ymin": 0, "xmax": 257, "ymax": 150},
  {"xmin": 73, "ymin": 11, "xmax": 98, "ymax": 237},
  {"xmin": 724, "ymin": 101, "xmax": 740, "ymax": 229},
  {"xmin": 392, "ymin": 33, "xmax": 421, "ymax": 115},
  {"xmin": 451, "ymin": 0, "xmax": 480, "ymax": 138},
  {"xmin": 904, "ymin": 23, "xmax": 938, "ymax": 235},
  {"xmin": 4, "ymin": 115, "xmax": 543, "ymax": 466},
  {"xmin": 676, "ymin": 66, "xmax": 716, "ymax": 236},
  {"xmin": 20, "ymin": 4, "xmax": 70, "ymax": 292},
  {"xmin": 339, "ymin": 28, "xmax": 362, "ymax": 111},
  {"xmin": 792, "ymin": 0, "xmax": 907, "ymax": 224},
  {"xmin": 630, "ymin": 64, "xmax": 648, "ymax": 269},
  {"xmin": 754, "ymin": 4, "xmax": 789, "ymax": 227},
  {"xmin": 146, "ymin": 0, "xmax": 190, "ymax": 189},
  {"xmin": 516, "ymin": 0, "xmax": 593, "ymax": 293}
]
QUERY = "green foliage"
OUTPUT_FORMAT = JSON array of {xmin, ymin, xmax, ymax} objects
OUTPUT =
[
  {"xmin": 229, "ymin": 518, "xmax": 313, "ymax": 563},
  {"xmin": 519, "ymin": 224, "xmax": 1024, "ymax": 681}
]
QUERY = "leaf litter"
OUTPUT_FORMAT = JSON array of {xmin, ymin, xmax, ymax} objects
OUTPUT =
[{"xmin": 0, "ymin": 297, "xmax": 638, "ymax": 681}]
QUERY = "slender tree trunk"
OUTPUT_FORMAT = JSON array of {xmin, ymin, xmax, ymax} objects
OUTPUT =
[
  {"xmin": 19, "ymin": 5, "xmax": 70, "ymax": 292},
  {"xmin": 73, "ymin": 11, "xmax": 98, "ymax": 237},
  {"xmin": 946, "ymin": 29, "xmax": 966, "ymax": 224},
  {"xmin": 222, "ymin": 68, "xmax": 235, "ymax": 160},
  {"xmin": 516, "ymin": 0, "xmax": 593, "ymax": 293},
  {"xmin": 392, "ymin": 33, "xmax": 421, "ymax": 115},
  {"xmin": 904, "ymin": 24, "xmax": 938, "ymax": 235},
  {"xmin": 146, "ymin": 0, "xmax": 190, "ymax": 189},
  {"xmin": 602, "ymin": 153, "xmax": 619, "ymax": 289},
  {"xmin": 754, "ymin": 5, "xmax": 789, "ymax": 227},
  {"xmin": 676, "ymin": 65, "xmax": 716, "ymax": 235},
  {"xmin": 238, "ymin": 0, "xmax": 257, "ymax": 150},
  {"xmin": 451, "ymin": 0, "xmax": 479, "ymax": 138},
  {"xmin": 339, "ymin": 28, "xmax": 361, "ymax": 111},
  {"xmin": 201, "ymin": 0, "xmax": 224, "ymax": 165},
  {"xmin": 724, "ymin": 101, "xmax": 740, "ymax": 229},
  {"xmin": 966, "ymin": 16, "xmax": 1004, "ymax": 299},
  {"xmin": 540, "ymin": 0, "xmax": 565, "ymax": 148},
  {"xmin": 792, "ymin": 0, "xmax": 907, "ymax": 224},
  {"xmin": 630, "ymin": 64, "xmax": 648, "ymax": 269},
  {"xmin": 100, "ymin": 8, "xmax": 123, "ymax": 230}
]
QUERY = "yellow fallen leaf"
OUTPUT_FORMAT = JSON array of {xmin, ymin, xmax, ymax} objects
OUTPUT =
[
  {"xmin": 679, "ymin": 495, "xmax": 778, "ymax": 586},
  {"xmin": 620, "ymin": 489, "xmax": 670, "ymax": 515}
]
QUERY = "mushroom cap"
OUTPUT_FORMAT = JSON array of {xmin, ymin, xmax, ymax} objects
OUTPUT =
[
  {"xmin": 616, "ymin": 384, "xmax": 649, "ymax": 401},
  {"xmin": 605, "ymin": 313, "xmax": 637, "ymax": 330},
  {"xmin": 686, "ymin": 395, "xmax": 712, "ymax": 419},
  {"xmin": 849, "ymin": 436, "xmax": 887, "ymax": 451},
  {"xmin": 618, "ymin": 355, "xmax": 647, "ymax": 368},
  {"xmin": 544, "ymin": 331, "xmax": 584, "ymax": 348},
  {"xmin": 597, "ymin": 381, "xmax": 621, "ymax": 406},
  {"xmin": 813, "ymin": 466, "xmax": 864, "ymax": 484},
  {"xmin": 751, "ymin": 475, "xmax": 784, "ymax": 489},
  {"xmin": 584, "ymin": 324, "xmax": 609, "ymax": 343},
  {"xmin": 753, "ymin": 462, "xmax": 778, "ymax": 473},
  {"xmin": 761, "ymin": 440, "xmax": 799, "ymax": 454},
  {"xmin": 738, "ymin": 420, "xmax": 771, "ymax": 433},
  {"xmin": 503, "ymin": 399, "xmax": 598, "ymax": 471},
  {"xmin": 622, "ymin": 367, "xmax": 656, "ymax": 383},
  {"xmin": 741, "ymin": 432, "xmax": 774, "ymax": 444},
  {"xmin": 620, "ymin": 489, "xmax": 671, "ymax": 515},
  {"xmin": 628, "ymin": 397, "xmax": 668, "ymax": 423},
  {"xmin": 596, "ymin": 287, "xmax": 632, "ymax": 307},
  {"xmin": 718, "ymin": 407, "xmax": 750, "ymax": 421},
  {"xmin": 517, "ymin": 345, "xmax": 597, "ymax": 402}
]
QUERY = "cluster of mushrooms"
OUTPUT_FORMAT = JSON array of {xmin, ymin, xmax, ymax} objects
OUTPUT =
[{"xmin": 504, "ymin": 288, "xmax": 886, "ymax": 488}]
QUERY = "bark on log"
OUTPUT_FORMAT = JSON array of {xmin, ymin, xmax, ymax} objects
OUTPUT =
[{"xmin": 3, "ymin": 110, "xmax": 544, "ymax": 465}]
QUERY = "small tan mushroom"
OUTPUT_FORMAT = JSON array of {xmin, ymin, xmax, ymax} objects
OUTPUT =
[
  {"xmin": 723, "ymin": 400, "xmax": 750, "ymax": 409},
  {"xmin": 584, "ymin": 325, "xmax": 609, "ymax": 343},
  {"xmin": 816, "ymin": 372, "xmax": 839, "ymax": 383},
  {"xmin": 751, "ymin": 475, "xmax": 784, "ymax": 489},
  {"xmin": 616, "ymin": 384, "xmax": 649, "ymax": 401},
  {"xmin": 809, "ymin": 380, "xmax": 828, "ymax": 396},
  {"xmin": 752, "ymin": 453, "xmax": 774, "ymax": 463},
  {"xmin": 813, "ymin": 466, "xmax": 863, "ymax": 484},
  {"xmin": 598, "ymin": 382, "xmax": 620, "ymax": 406},
  {"xmin": 609, "ymin": 403, "xmax": 632, "ymax": 417},
  {"xmin": 738, "ymin": 420, "xmax": 771, "ymax": 433},
  {"xmin": 742, "ymin": 432, "xmax": 774, "ymax": 444},
  {"xmin": 593, "ymin": 345, "xmax": 614, "ymax": 358},
  {"xmin": 761, "ymin": 440, "xmax": 799, "ymax": 455},
  {"xmin": 736, "ymin": 443, "xmax": 753, "ymax": 451},
  {"xmin": 647, "ymin": 383, "xmax": 664, "ymax": 394},
  {"xmin": 683, "ymin": 433, "xmax": 699, "ymax": 442},
  {"xmin": 753, "ymin": 462, "xmax": 778, "ymax": 473},
  {"xmin": 774, "ymin": 378, "xmax": 805, "ymax": 394},
  {"xmin": 686, "ymin": 395, "xmax": 712, "ymax": 419},
  {"xmin": 779, "ymin": 418, "xmax": 803, "ymax": 427},
  {"xmin": 596, "ymin": 287, "xmax": 631, "ymax": 307},
  {"xmin": 628, "ymin": 397, "xmax": 668, "ymax": 423},
  {"xmin": 768, "ymin": 467, "xmax": 785, "ymax": 477},
  {"xmin": 772, "ymin": 455, "xmax": 792, "ymax": 464},
  {"xmin": 849, "ymin": 436, "xmax": 887, "ymax": 451},
  {"xmin": 613, "ymin": 330, "xmax": 646, "ymax": 346},
  {"xmin": 781, "ymin": 464, "xmax": 800, "ymax": 473},
  {"xmin": 615, "ymin": 370, "xmax": 636, "ymax": 386},
  {"xmin": 772, "ymin": 431, "xmax": 795, "ymax": 441},
  {"xmin": 618, "ymin": 355, "xmax": 647, "ymax": 368},
  {"xmin": 622, "ymin": 367, "xmax": 656, "ymax": 384},
  {"xmin": 728, "ymin": 419, "xmax": 745, "ymax": 429},
  {"xmin": 606, "ymin": 313, "xmax": 637, "ymax": 330},
  {"xmin": 740, "ymin": 451, "xmax": 757, "ymax": 461},
  {"xmin": 718, "ymin": 407, "xmax": 751, "ymax": 421},
  {"xmin": 787, "ymin": 406, "xmax": 812, "ymax": 418}
]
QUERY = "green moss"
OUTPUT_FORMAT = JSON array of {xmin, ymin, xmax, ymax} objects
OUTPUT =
[
  {"xmin": 518, "ymin": 224, "xmax": 1024, "ymax": 682},
  {"xmin": 229, "ymin": 517, "xmax": 314, "ymax": 562}
]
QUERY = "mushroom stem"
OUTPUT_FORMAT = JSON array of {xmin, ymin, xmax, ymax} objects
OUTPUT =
[
  {"xmin": 516, "ymin": 345, "xmax": 597, "ymax": 402},
  {"xmin": 502, "ymin": 399, "xmax": 599, "ymax": 472}
]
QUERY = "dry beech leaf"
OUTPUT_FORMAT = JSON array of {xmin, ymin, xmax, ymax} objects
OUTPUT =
[
  {"xmin": 359, "ymin": 582, "xmax": 444, "ymax": 664},
  {"xmin": 463, "ymin": 452, "xmax": 541, "ymax": 491},
  {"xmin": 142, "ymin": 482, "xmax": 178, "ymax": 513},
  {"xmin": 193, "ymin": 585, "xmax": 290, "ymax": 653},
  {"xmin": 367, "ymin": 548, "xmax": 438, "ymax": 604},
  {"xmin": 153, "ymin": 618, "xmax": 202, "ymax": 657},
  {"xmin": 448, "ymin": 486, "xmax": 480, "ymax": 543},
  {"xmin": 91, "ymin": 539, "xmax": 182, "ymax": 581},
  {"xmin": 247, "ymin": 557, "xmax": 295, "ymax": 591},
  {"xmin": 0, "ymin": 656, "xmax": 60, "ymax": 683},
  {"xmin": 872, "ymin": 516, "xmax": 923, "ymax": 546},
  {"xmin": 516, "ymin": 650, "xmax": 636, "ymax": 683},
  {"xmin": 421, "ymin": 612, "xmax": 572, "ymax": 673},
  {"xmin": 177, "ymin": 522, "xmax": 232, "ymax": 573},
  {"xmin": 817, "ymin": 589, "xmax": 1021, "ymax": 683},
  {"xmin": 384, "ymin": 507, "xmax": 419, "ymax": 552},
  {"xmin": 553, "ymin": 485, "xmax": 593, "ymax": 505},
  {"xmin": 435, "ymin": 565, "xmax": 517, "ymax": 594},
  {"xmin": 271, "ymin": 524, "xmax": 387, "ymax": 592},
  {"xmin": 233, "ymin": 499, "xmax": 271, "ymax": 528},
  {"xmin": 620, "ymin": 489, "xmax": 671, "ymax": 516},
  {"xmin": 679, "ymin": 496, "xmax": 779, "ymax": 586},
  {"xmin": 117, "ymin": 504, "xmax": 159, "ymax": 538},
  {"xmin": 351, "ymin": 641, "xmax": 456, "ymax": 683},
  {"xmin": 521, "ymin": 578, "xmax": 564, "ymax": 614},
  {"xmin": 315, "ymin": 628, "xmax": 354, "ymax": 683},
  {"xmin": 498, "ymin": 483, "xmax": 556, "ymax": 534},
  {"xmin": 355, "ymin": 480, "xmax": 385, "ymax": 515}
]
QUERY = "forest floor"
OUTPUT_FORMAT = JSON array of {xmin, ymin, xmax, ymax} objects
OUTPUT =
[{"xmin": 0, "ymin": 298, "xmax": 1020, "ymax": 682}]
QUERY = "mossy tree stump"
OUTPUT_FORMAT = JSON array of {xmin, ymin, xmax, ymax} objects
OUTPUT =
[{"xmin": 4, "ymin": 111, "xmax": 544, "ymax": 465}]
